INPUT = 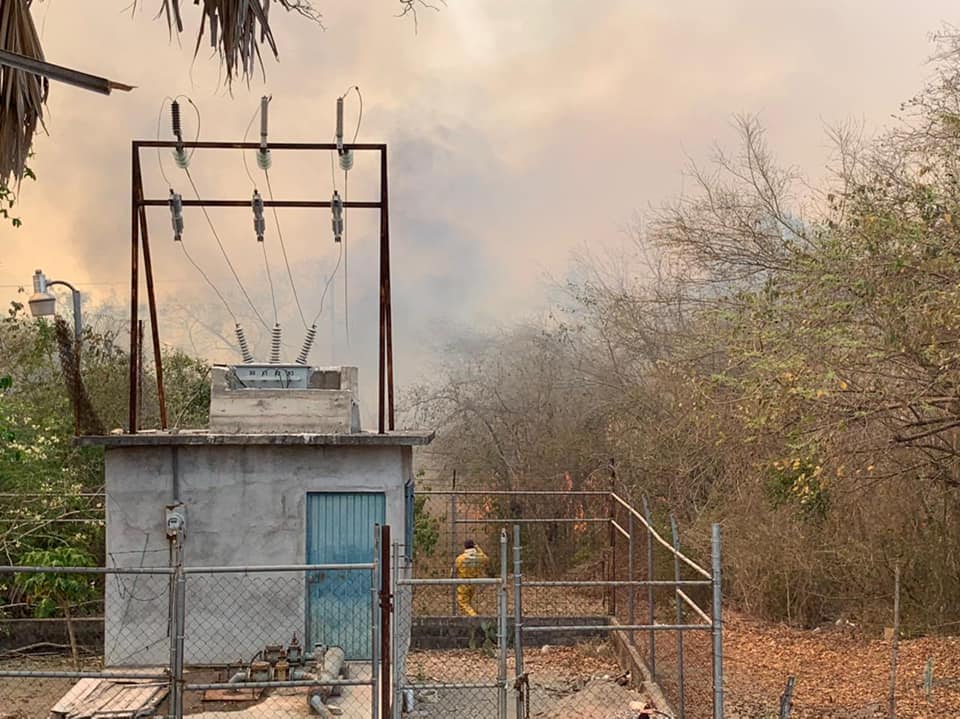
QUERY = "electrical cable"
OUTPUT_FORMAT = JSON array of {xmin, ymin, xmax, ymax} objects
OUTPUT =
[
  {"xmin": 182, "ymin": 166, "xmax": 269, "ymax": 330},
  {"xmin": 311, "ymin": 242, "xmax": 344, "ymax": 327},
  {"xmin": 177, "ymin": 242, "xmax": 236, "ymax": 322},
  {"xmin": 241, "ymin": 102, "xmax": 261, "ymax": 190},
  {"xmin": 265, "ymin": 170, "xmax": 309, "ymax": 330},
  {"xmin": 343, "ymin": 169, "xmax": 351, "ymax": 349},
  {"xmin": 337, "ymin": 86, "xmax": 361, "ymax": 349},
  {"xmin": 261, "ymin": 238, "xmax": 279, "ymax": 325},
  {"xmin": 240, "ymin": 98, "xmax": 309, "ymax": 331}
]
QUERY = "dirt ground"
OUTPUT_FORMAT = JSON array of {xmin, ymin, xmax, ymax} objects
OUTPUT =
[
  {"xmin": 722, "ymin": 611, "xmax": 960, "ymax": 719},
  {"xmin": 5, "ymin": 615, "xmax": 960, "ymax": 719},
  {"xmin": 403, "ymin": 643, "xmax": 652, "ymax": 719}
]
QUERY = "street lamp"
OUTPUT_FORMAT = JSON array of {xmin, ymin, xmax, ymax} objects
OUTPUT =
[{"xmin": 28, "ymin": 269, "xmax": 82, "ymax": 346}]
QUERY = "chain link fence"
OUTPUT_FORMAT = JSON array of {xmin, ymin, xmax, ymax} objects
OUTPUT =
[
  {"xmin": 0, "ymin": 566, "xmax": 172, "ymax": 719},
  {"xmin": 0, "ymin": 560, "xmax": 378, "ymax": 719},
  {"xmin": 413, "ymin": 489, "xmax": 723, "ymax": 719},
  {"xmin": 392, "ymin": 538, "xmax": 508, "ymax": 719}
]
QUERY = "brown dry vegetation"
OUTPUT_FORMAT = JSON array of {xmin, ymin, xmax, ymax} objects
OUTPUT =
[{"xmin": 409, "ymin": 31, "xmax": 960, "ymax": 641}]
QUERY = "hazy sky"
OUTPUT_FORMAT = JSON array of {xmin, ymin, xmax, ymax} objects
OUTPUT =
[{"xmin": 0, "ymin": 1, "xmax": 956, "ymax": 417}]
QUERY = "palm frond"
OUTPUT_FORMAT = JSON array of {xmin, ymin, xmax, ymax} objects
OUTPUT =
[
  {"xmin": 156, "ymin": 0, "xmax": 322, "ymax": 86},
  {"xmin": 0, "ymin": 0, "xmax": 47, "ymax": 186}
]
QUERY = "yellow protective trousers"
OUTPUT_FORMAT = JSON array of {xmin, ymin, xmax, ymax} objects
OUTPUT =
[{"xmin": 457, "ymin": 584, "xmax": 478, "ymax": 616}]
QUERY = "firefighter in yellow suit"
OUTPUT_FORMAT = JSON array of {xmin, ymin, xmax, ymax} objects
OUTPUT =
[{"xmin": 455, "ymin": 539, "xmax": 489, "ymax": 616}]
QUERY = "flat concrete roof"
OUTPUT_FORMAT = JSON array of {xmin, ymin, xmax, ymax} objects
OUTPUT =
[{"xmin": 75, "ymin": 429, "xmax": 435, "ymax": 448}]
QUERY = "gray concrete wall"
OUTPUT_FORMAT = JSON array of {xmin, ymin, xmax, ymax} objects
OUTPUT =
[{"xmin": 104, "ymin": 444, "xmax": 411, "ymax": 666}]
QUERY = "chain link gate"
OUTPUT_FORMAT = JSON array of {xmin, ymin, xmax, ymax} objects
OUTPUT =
[{"xmin": 390, "ymin": 529, "xmax": 510, "ymax": 719}]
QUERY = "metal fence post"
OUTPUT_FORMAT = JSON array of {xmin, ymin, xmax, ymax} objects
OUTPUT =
[
  {"xmin": 670, "ymin": 515, "xmax": 685, "ymax": 719},
  {"xmin": 513, "ymin": 524, "xmax": 524, "ymax": 719},
  {"xmin": 628, "ymin": 512, "xmax": 636, "ymax": 647},
  {"xmin": 380, "ymin": 526, "xmax": 392, "ymax": 719},
  {"xmin": 450, "ymin": 493, "xmax": 458, "ymax": 615},
  {"xmin": 498, "ymin": 528, "xmax": 508, "ymax": 719},
  {"xmin": 712, "ymin": 523, "xmax": 724, "ymax": 719},
  {"xmin": 642, "ymin": 495, "xmax": 656, "ymax": 679},
  {"xmin": 171, "ymin": 565, "xmax": 185, "ymax": 719},
  {"xmin": 372, "ymin": 525, "xmax": 381, "ymax": 719}
]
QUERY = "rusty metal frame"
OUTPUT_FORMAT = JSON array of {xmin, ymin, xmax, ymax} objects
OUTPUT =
[{"xmin": 128, "ymin": 140, "xmax": 396, "ymax": 435}]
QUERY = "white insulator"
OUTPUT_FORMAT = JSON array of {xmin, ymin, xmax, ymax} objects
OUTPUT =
[
  {"xmin": 338, "ymin": 149, "xmax": 354, "ymax": 172},
  {"xmin": 256, "ymin": 150, "xmax": 272, "ymax": 170},
  {"xmin": 297, "ymin": 325, "xmax": 317, "ymax": 365},
  {"xmin": 173, "ymin": 148, "xmax": 190, "ymax": 169},
  {"xmin": 270, "ymin": 323, "xmax": 282, "ymax": 364},
  {"xmin": 169, "ymin": 190, "xmax": 184, "ymax": 241},
  {"xmin": 235, "ymin": 324, "xmax": 254, "ymax": 364}
]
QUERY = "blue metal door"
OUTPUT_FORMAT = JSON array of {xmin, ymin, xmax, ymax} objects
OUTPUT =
[{"xmin": 306, "ymin": 492, "xmax": 385, "ymax": 659}]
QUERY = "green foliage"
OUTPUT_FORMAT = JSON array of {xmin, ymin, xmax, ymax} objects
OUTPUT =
[
  {"xmin": 15, "ymin": 547, "xmax": 96, "ymax": 619},
  {"xmin": 0, "ymin": 166, "xmax": 34, "ymax": 228},
  {"xmin": 413, "ymin": 494, "xmax": 440, "ymax": 558},
  {"xmin": 766, "ymin": 455, "xmax": 829, "ymax": 521}
]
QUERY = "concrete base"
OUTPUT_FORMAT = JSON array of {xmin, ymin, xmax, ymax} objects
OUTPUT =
[{"xmin": 209, "ymin": 366, "xmax": 361, "ymax": 434}]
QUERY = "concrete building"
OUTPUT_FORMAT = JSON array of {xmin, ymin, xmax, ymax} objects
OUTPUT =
[{"xmin": 80, "ymin": 365, "xmax": 431, "ymax": 666}]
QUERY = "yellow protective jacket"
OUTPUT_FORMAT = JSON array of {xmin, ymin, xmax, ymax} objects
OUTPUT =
[{"xmin": 455, "ymin": 546, "xmax": 489, "ymax": 579}]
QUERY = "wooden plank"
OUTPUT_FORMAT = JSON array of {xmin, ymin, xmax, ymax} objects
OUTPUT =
[
  {"xmin": 51, "ymin": 678, "xmax": 168, "ymax": 718},
  {"xmin": 202, "ymin": 686, "xmax": 265, "ymax": 702},
  {"xmin": 50, "ymin": 678, "xmax": 101, "ymax": 716}
]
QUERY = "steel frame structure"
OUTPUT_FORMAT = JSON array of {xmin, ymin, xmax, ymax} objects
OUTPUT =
[{"xmin": 128, "ymin": 140, "xmax": 396, "ymax": 434}]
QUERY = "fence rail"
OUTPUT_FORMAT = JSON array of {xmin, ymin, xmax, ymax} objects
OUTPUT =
[{"xmin": 0, "ymin": 556, "xmax": 381, "ymax": 719}]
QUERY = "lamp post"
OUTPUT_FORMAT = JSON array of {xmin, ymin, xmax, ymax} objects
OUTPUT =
[{"xmin": 28, "ymin": 269, "xmax": 82, "ymax": 348}]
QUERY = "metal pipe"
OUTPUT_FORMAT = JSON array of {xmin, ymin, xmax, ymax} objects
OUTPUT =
[
  {"xmin": 498, "ymin": 529, "xmax": 508, "ymax": 719},
  {"xmin": 522, "ymin": 580, "xmax": 710, "ymax": 588},
  {"xmin": 450, "ymin": 490, "xmax": 457, "ymax": 615},
  {"xmin": 140, "ymin": 199, "xmax": 381, "ymax": 208},
  {"xmin": 608, "ymin": 490, "xmax": 616, "ymax": 615},
  {"xmin": 642, "ymin": 495, "xmax": 656, "ymax": 680},
  {"xmin": 138, "ymin": 201, "xmax": 167, "ymax": 429},
  {"xmin": 382, "ymin": 146, "xmax": 395, "ymax": 432},
  {"xmin": 401, "ymin": 682, "xmax": 502, "ymax": 690},
  {"xmin": 171, "ymin": 555, "xmax": 186, "ymax": 719},
  {"xmin": 0, "ymin": 566, "xmax": 173, "ymax": 575},
  {"xmin": 372, "ymin": 525, "xmax": 380, "ymax": 719},
  {"xmin": 612, "ymin": 519, "xmax": 630, "ymax": 538},
  {"xmin": 398, "ymin": 577, "xmax": 500, "ymax": 586},
  {"xmin": 0, "ymin": 670, "xmax": 168, "ymax": 680},
  {"xmin": 712, "ymin": 523, "xmax": 724, "ymax": 719},
  {"xmin": 381, "ymin": 526, "xmax": 391, "ymax": 719},
  {"xmin": 523, "ymin": 624, "xmax": 711, "ymax": 633},
  {"xmin": 391, "ymin": 542, "xmax": 401, "ymax": 719},
  {"xmin": 185, "ymin": 679, "xmax": 372, "ymax": 690},
  {"xmin": 671, "ymin": 515, "xmax": 685, "ymax": 719},
  {"xmin": 677, "ymin": 589, "xmax": 713, "ymax": 626},
  {"xmin": 628, "ymin": 513, "xmax": 636, "ymax": 648},
  {"xmin": 0, "ymin": 48, "xmax": 133, "ymax": 95},
  {"xmin": 613, "ymin": 494, "xmax": 711, "ymax": 579},
  {"xmin": 128, "ymin": 146, "xmax": 140, "ymax": 434},
  {"xmin": 453, "ymin": 517, "xmax": 609, "ymax": 525},
  {"xmin": 513, "ymin": 524, "xmax": 524, "ymax": 719},
  {"xmin": 135, "ymin": 141, "xmax": 387, "ymax": 150},
  {"xmin": 183, "ymin": 563, "xmax": 374, "ymax": 574},
  {"xmin": 419, "ymin": 490, "xmax": 610, "ymax": 496}
]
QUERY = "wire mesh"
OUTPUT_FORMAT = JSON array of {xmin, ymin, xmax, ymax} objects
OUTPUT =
[
  {"xmin": 394, "ymin": 541, "xmax": 504, "ymax": 719},
  {"xmin": 411, "ymin": 489, "xmax": 719, "ymax": 719},
  {"xmin": 0, "ymin": 566, "xmax": 172, "ymax": 719},
  {"xmin": 180, "ymin": 567, "xmax": 377, "ymax": 719}
]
